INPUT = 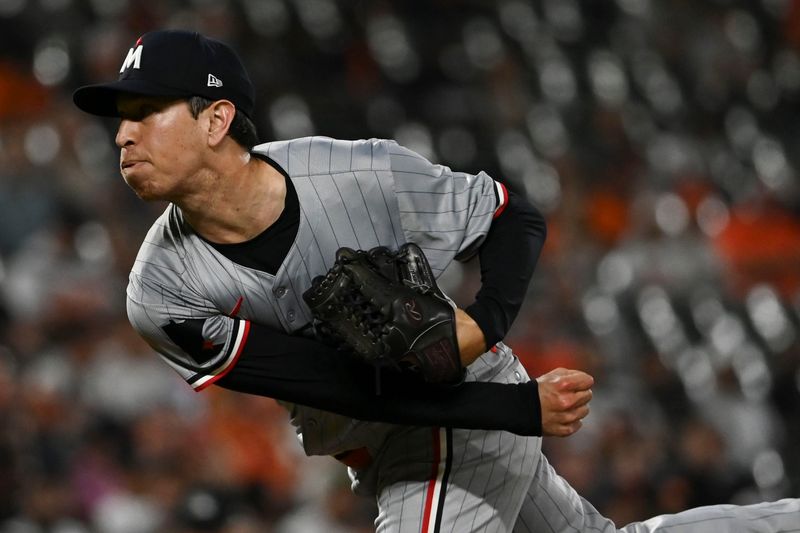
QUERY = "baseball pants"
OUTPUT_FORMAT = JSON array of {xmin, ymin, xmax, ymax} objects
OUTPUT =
[{"xmin": 368, "ymin": 355, "xmax": 800, "ymax": 532}]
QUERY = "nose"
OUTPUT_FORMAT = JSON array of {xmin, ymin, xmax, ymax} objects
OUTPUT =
[{"xmin": 115, "ymin": 118, "xmax": 137, "ymax": 148}]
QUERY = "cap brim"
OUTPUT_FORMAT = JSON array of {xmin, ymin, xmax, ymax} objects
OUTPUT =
[{"xmin": 72, "ymin": 79, "xmax": 190, "ymax": 117}]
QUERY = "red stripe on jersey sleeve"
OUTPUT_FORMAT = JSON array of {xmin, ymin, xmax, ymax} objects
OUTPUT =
[
  {"xmin": 493, "ymin": 181, "xmax": 509, "ymax": 219},
  {"xmin": 195, "ymin": 320, "xmax": 251, "ymax": 392}
]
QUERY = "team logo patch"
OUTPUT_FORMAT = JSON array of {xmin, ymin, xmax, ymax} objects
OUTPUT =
[{"xmin": 162, "ymin": 318, "xmax": 223, "ymax": 364}]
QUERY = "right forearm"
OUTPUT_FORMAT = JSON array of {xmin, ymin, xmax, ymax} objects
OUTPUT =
[{"xmin": 216, "ymin": 321, "xmax": 543, "ymax": 435}]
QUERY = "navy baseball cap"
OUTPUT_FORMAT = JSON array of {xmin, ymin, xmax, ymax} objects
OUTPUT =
[{"xmin": 73, "ymin": 30, "xmax": 255, "ymax": 119}]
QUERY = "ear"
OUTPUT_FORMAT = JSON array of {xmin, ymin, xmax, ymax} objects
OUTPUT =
[{"xmin": 206, "ymin": 100, "xmax": 236, "ymax": 148}]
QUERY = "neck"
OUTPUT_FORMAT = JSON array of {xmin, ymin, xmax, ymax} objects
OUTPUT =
[{"xmin": 179, "ymin": 151, "xmax": 287, "ymax": 244}]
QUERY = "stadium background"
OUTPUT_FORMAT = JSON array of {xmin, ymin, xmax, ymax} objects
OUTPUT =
[{"xmin": 1, "ymin": 0, "xmax": 800, "ymax": 531}]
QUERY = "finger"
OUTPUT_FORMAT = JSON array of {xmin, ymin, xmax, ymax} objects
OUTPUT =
[
  {"xmin": 571, "ymin": 389, "xmax": 593, "ymax": 408},
  {"xmin": 556, "ymin": 420, "xmax": 583, "ymax": 437},
  {"xmin": 552, "ymin": 389, "xmax": 592, "ymax": 411},
  {"xmin": 555, "ymin": 404, "xmax": 589, "ymax": 424},
  {"xmin": 567, "ymin": 420, "xmax": 583, "ymax": 435},
  {"xmin": 573, "ymin": 404, "xmax": 590, "ymax": 421},
  {"xmin": 557, "ymin": 371, "xmax": 594, "ymax": 391}
]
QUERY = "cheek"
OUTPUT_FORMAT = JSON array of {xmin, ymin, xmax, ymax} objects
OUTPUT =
[
  {"xmin": 169, "ymin": 139, "xmax": 204, "ymax": 174},
  {"xmin": 153, "ymin": 123, "xmax": 204, "ymax": 171}
]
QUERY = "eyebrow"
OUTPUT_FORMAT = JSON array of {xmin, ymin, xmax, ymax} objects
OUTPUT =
[{"xmin": 117, "ymin": 96, "xmax": 181, "ymax": 116}]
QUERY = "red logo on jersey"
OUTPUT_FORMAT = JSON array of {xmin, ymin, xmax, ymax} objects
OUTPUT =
[
  {"xmin": 229, "ymin": 296, "xmax": 244, "ymax": 317},
  {"xmin": 162, "ymin": 319, "xmax": 223, "ymax": 365}
]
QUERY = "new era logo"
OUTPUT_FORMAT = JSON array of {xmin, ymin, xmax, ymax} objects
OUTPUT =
[{"xmin": 207, "ymin": 74, "xmax": 223, "ymax": 87}]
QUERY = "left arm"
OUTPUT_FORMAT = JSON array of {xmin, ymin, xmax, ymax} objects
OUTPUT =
[{"xmin": 458, "ymin": 189, "xmax": 547, "ymax": 364}]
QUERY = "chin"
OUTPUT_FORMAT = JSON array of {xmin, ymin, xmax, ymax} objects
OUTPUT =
[
  {"xmin": 132, "ymin": 189, "xmax": 162, "ymax": 202},
  {"xmin": 123, "ymin": 174, "xmax": 162, "ymax": 202}
]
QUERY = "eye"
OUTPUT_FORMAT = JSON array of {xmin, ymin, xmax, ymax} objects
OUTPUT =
[{"xmin": 119, "ymin": 103, "xmax": 157, "ymax": 121}]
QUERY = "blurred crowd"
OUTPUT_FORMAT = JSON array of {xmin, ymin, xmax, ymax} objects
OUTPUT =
[{"xmin": 1, "ymin": 0, "xmax": 800, "ymax": 531}]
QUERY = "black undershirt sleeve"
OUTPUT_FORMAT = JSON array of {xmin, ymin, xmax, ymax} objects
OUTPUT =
[
  {"xmin": 216, "ymin": 322, "xmax": 542, "ymax": 436},
  {"xmin": 464, "ymin": 190, "xmax": 547, "ymax": 348}
]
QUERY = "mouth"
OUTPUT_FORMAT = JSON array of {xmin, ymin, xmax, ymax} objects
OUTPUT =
[{"xmin": 120, "ymin": 160, "xmax": 144, "ymax": 171}]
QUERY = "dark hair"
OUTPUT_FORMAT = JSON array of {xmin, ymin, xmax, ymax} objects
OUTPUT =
[{"xmin": 188, "ymin": 96, "xmax": 259, "ymax": 150}]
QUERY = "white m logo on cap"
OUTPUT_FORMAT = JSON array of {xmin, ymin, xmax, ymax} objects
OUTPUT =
[
  {"xmin": 119, "ymin": 45, "xmax": 143, "ymax": 73},
  {"xmin": 207, "ymin": 74, "xmax": 223, "ymax": 87}
]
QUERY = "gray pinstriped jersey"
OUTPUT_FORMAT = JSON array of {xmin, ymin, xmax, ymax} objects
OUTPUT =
[{"xmin": 126, "ymin": 136, "xmax": 503, "ymax": 457}]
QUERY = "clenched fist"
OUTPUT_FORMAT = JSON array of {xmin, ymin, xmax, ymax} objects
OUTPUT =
[{"xmin": 537, "ymin": 368, "xmax": 594, "ymax": 437}]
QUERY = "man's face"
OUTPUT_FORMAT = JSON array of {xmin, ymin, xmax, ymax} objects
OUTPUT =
[{"xmin": 115, "ymin": 94, "xmax": 206, "ymax": 201}]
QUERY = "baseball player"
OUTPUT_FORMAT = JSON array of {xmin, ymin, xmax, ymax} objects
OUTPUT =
[{"xmin": 73, "ymin": 30, "xmax": 800, "ymax": 532}]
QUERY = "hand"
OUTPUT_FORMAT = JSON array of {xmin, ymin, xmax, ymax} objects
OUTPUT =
[{"xmin": 536, "ymin": 368, "xmax": 594, "ymax": 437}]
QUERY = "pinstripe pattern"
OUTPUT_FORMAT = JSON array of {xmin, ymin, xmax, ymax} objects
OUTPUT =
[
  {"xmin": 374, "ymin": 348, "xmax": 540, "ymax": 533},
  {"xmin": 389, "ymin": 142, "xmax": 496, "ymax": 271},
  {"xmin": 513, "ymin": 453, "xmax": 800, "ymax": 532},
  {"xmin": 123, "ymin": 135, "xmax": 800, "ymax": 532},
  {"xmin": 126, "ymin": 136, "xmax": 499, "ymax": 459},
  {"xmin": 372, "ymin": 351, "xmax": 800, "ymax": 532}
]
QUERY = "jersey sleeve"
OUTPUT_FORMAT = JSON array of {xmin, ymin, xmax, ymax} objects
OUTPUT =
[
  {"xmin": 387, "ymin": 142, "xmax": 546, "ymax": 347},
  {"xmin": 387, "ymin": 141, "xmax": 507, "ymax": 273},
  {"xmin": 126, "ymin": 271, "xmax": 249, "ymax": 391}
]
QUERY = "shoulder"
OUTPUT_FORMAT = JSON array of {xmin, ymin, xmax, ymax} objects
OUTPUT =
[
  {"xmin": 378, "ymin": 139, "xmax": 441, "ymax": 174},
  {"xmin": 126, "ymin": 205, "xmax": 215, "ymax": 338},
  {"xmin": 130, "ymin": 204, "xmax": 191, "ymax": 287},
  {"xmin": 251, "ymin": 137, "xmax": 395, "ymax": 176}
]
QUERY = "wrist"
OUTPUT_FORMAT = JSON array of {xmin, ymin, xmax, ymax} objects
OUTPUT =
[{"xmin": 455, "ymin": 308, "xmax": 487, "ymax": 366}]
